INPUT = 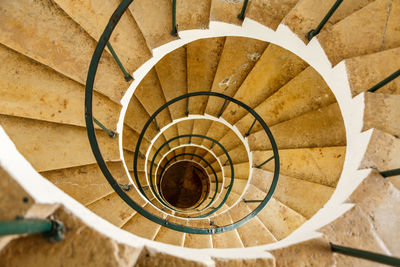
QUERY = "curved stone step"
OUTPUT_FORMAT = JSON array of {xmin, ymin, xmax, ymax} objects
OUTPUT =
[
  {"xmin": 41, "ymin": 161, "xmax": 130, "ymax": 206},
  {"xmin": 176, "ymin": 0, "xmax": 211, "ymax": 31},
  {"xmin": 0, "ymin": 115, "xmax": 119, "ymax": 172},
  {"xmin": 53, "ymin": 0, "xmax": 151, "ymax": 72},
  {"xmin": 0, "ymin": 0, "xmax": 128, "ymax": 103},
  {"xmin": 318, "ymin": 0, "xmax": 400, "ymax": 66},
  {"xmin": 250, "ymin": 168, "xmax": 334, "ymax": 218},
  {"xmin": 205, "ymin": 36, "xmax": 267, "ymax": 117},
  {"xmin": 363, "ymin": 92, "xmax": 400, "ymax": 137},
  {"xmin": 249, "ymin": 103, "xmax": 346, "ymax": 150},
  {"xmin": 282, "ymin": 0, "xmax": 374, "ymax": 43},
  {"xmin": 246, "ymin": 0, "xmax": 299, "ymax": 30},
  {"xmin": 252, "ymin": 146, "xmax": 345, "ymax": 187},
  {"xmin": 154, "ymin": 215, "xmax": 186, "ymax": 246},
  {"xmin": 128, "ymin": 0, "xmax": 178, "ymax": 49},
  {"xmin": 187, "ymin": 37, "xmax": 226, "ymax": 115},
  {"xmin": 211, "ymin": 212, "xmax": 244, "ymax": 248},
  {"xmin": 244, "ymin": 184, "xmax": 306, "ymax": 240},
  {"xmin": 345, "ymin": 47, "xmax": 400, "ymax": 97},
  {"xmin": 235, "ymin": 66, "xmax": 336, "ymax": 134},
  {"xmin": 0, "ymin": 44, "xmax": 120, "ymax": 130},
  {"xmin": 222, "ymin": 44, "xmax": 308, "ymax": 125},
  {"xmin": 183, "ymin": 219, "xmax": 213, "ymax": 248}
]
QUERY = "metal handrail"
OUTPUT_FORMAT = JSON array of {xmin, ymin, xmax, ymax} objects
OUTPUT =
[
  {"xmin": 367, "ymin": 69, "xmax": 400, "ymax": 93},
  {"xmin": 306, "ymin": 0, "xmax": 343, "ymax": 41}
]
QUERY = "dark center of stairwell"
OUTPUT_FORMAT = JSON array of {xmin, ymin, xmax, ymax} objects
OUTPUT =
[{"xmin": 160, "ymin": 161, "xmax": 209, "ymax": 209}]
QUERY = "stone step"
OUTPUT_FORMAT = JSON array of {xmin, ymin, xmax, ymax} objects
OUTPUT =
[
  {"xmin": 205, "ymin": 36, "xmax": 268, "ymax": 117},
  {"xmin": 282, "ymin": 0, "xmax": 374, "ymax": 43},
  {"xmin": 40, "ymin": 161, "xmax": 130, "ymax": 206},
  {"xmin": 86, "ymin": 191, "xmax": 135, "ymax": 228},
  {"xmin": 0, "ymin": 44, "xmax": 120, "ymax": 130},
  {"xmin": 252, "ymin": 146, "xmax": 345, "ymax": 187},
  {"xmin": 176, "ymin": 0, "xmax": 211, "ymax": 31},
  {"xmin": 319, "ymin": 205, "xmax": 390, "ymax": 266},
  {"xmin": 154, "ymin": 215, "xmax": 186, "ymax": 246},
  {"xmin": 210, "ymin": 0, "xmax": 246, "ymax": 25},
  {"xmin": 345, "ymin": 47, "xmax": 400, "ymax": 97},
  {"xmin": 122, "ymin": 203, "xmax": 166, "ymax": 240},
  {"xmin": 245, "ymin": 185, "xmax": 306, "ymax": 240},
  {"xmin": 183, "ymin": 219, "xmax": 213, "ymax": 248},
  {"xmin": 359, "ymin": 129, "xmax": 400, "ymax": 189},
  {"xmin": 0, "ymin": 0, "xmax": 128, "ymax": 103},
  {"xmin": 222, "ymin": 44, "xmax": 308, "ymax": 125},
  {"xmin": 250, "ymin": 169, "xmax": 334, "ymax": 218},
  {"xmin": 128, "ymin": 0, "xmax": 178, "ymax": 49},
  {"xmin": 53, "ymin": 0, "xmax": 151, "ymax": 72},
  {"xmin": 211, "ymin": 212, "xmax": 244, "ymax": 248},
  {"xmin": 349, "ymin": 170, "xmax": 400, "ymax": 256},
  {"xmin": 0, "ymin": 115, "xmax": 119, "ymax": 172},
  {"xmin": 187, "ymin": 37, "xmax": 226, "ymax": 115},
  {"xmin": 235, "ymin": 66, "xmax": 336, "ymax": 134},
  {"xmin": 247, "ymin": 0, "xmax": 299, "ymax": 30},
  {"xmin": 249, "ymin": 103, "xmax": 346, "ymax": 150},
  {"xmin": 227, "ymin": 192, "xmax": 277, "ymax": 247},
  {"xmin": 318, "ymin": 0, "xmax": 400, "ymax": 66},
  {"xmin": 363, "ymin": 92, "xmax": 400, "ymax": 137}
]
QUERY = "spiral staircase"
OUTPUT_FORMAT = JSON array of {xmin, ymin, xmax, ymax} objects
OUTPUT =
[{"xmin": 0, "ymin": 0, "xmax": 400, "ymax": 266}]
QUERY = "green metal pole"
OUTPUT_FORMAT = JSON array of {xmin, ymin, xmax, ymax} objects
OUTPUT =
[{"xmin": 0, "ymin": 219, "xmax": 64, "ymax": 242}]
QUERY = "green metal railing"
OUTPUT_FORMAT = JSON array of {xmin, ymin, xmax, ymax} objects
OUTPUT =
[
  {"xmin": 0, "ymin": 219, "xmax": 65, "ymax": 242},
  {"xmin": 306, "ymin": 0, "xmax": 343, "ymax": 41},
  {"xmin": 367, "ymin": 69, "xmax": 400, "ymax": 93},
  {"xmin": 237, "ymin": 0, "xmax": 249, "ymax": 21},
  {"xmin": 171, "ymin": 0, "xmax": 178, "ymax": 36}
]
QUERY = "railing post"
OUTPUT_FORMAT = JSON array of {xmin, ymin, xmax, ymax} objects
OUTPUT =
[
  {"xmin": 171, "ymin": 0, "xmax": 178, "ymax": 36},
  {"xmin": 217, "ymin": 99, "xmax": 228, "ymax": 118},
  {"xmin": 106, "ymin": 42, "xmax": 133, "ymax": 82},
  {"xmin": 185, "ymin": 97, "xmax": 189, "ymax": 116},
  {"xmin": 245, "ymin": 118, "xmax": 257, "ymax": 137},
  {"xmin": 306, "ymin": 0, "xmax": 343, "ymax": 40},
  {"xmin": 93, "ymin": 117, "xmax": 116, "ymax": 138},
  {"xmin": 254, "ymin": 155, "xmax": 274, "ymax": 169},
  {"xmin": 154, "ymin": 118, "xmax": 160, "ymax": 131},
  {"xmin": 237, "ymin": 0, "xmax": 249, "ymax": 20},
  {"xmin": 367, "ymin": 69, "xmax": 400, "ymax": 93},
  {"xmin": 379, "ymin": 168, "xmax": 400, "ymax": 178}
]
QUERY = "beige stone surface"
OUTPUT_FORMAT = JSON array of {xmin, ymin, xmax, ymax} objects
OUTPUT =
[
  {"xmin": 213, "ymin": 256, "xmax": 275, "ymax": 267},
  {"xmin": 155, "ymin": 46, "xmax": 187, "ymax": 122},
  {"xmin": 205, "ymin": 37, "xmax": 268, "ymax": 117},
  {"xmin": 269, "ymin": 237, "xmax": 335, "ymax": 266},
  {"xmin": 222, "ymin": 44, "xmax": 308, "ymax": 124},
  {"xmin": 320, "ymin": 205, "xmax": 388, "ymax": 266},
  {"xmin": 0, "ymin": 166, "xmax": 34, "ymax": 221},
  {"xmin": 235, "ymin": 66, "xmax": 336, "ymax": 134},
  {"xmin": 176, "ymin": 0, "xmax": 211, "ymax": 30},
  {"xmin": 0, "ymin": 206, "xmax": 141, "ymax": 267},
  {"xmin": 212, "ymin": 144, "xmax": 249, "ymax": 166},
  {"xmin": 247, "ymin": 0, "xmax": 299, "ymax": 30},
  {"xmin": 123, "ymin": 203, "xmax": 165, "ymax": 240},
  {"xmin": 175, "ymin": 120, "xmax": 194, "ymax": 146},
  {"xmin": 349, "ymin": 170, "xmax": 400, "ymax": 256},
  {"xmin": 359, "ymin": 129, "xmax": 400, "ymax": 172},
  {"xmin": 210, "ymin": 0, "xmax": 246, "ymax": 25},
  {"xmin": 283, "ymin": 0, "xmax": 374, "ymax": 43},
  {"xmin": 41, "ymin": 161, "xmax": 129, "ymax": 206},
  {"xmin": 346, "ymin": 47, "xmax": 400, "ymax": 96},
  {"xmin": 0, "ymin": 115, "xmax": 119, "ymax": 172},
  {"xmin": 135, "ymin": 247, "xmax": 208, "ymax": 267},
  {"xmin": 86, "ymin": 192, "xmax": 135, "ymax": 227},
  {"xmin": 251, "ymin": 169, "xmax": 333, "ymax": 218},
  {"xmin": 245, "ymin": 185, "xmax": 306, "ymax": 240},
  {"xmin": 363, "ymin": 92, "xmax": 400, "ymax": 137},
  {"xmin": 318, "ymin": 0, "xmax": 400, "ymax": 66},
  {"xmin": 184, "ymin": 219, "xmax": 213, "ymax": 248},
  {"xmin": 129, "ymin": 0, "xmax": 178, "ymax": 49},
  {"xmin": 187, "ymin": 37, "xmax": 225, "ymax": 115},
  {"xmin": 53, "ymin": 0, "xmax": 151, "ymax": 71},
  {"xmin": 249, "ymin": 103, "xmax": 346, "ymax": 150},
  {"xmin": 0, "ymin": 44, "xmax": 121, "ymax": 130},
  {"xmin": 0, "ymin": 0, "xmax": 128, "ymax": 103},
  {"xmin": 211, "ymin": 212, "xmax": 243, "ymax": 248},
  {"xmin": 229, "ymin": 200, "xmax": 277, "ymax": 246},
  {"xmin": 154, "ymin": 216, "xmax": 185, "ymax": 246},
  {"xmin": 252, "ymin": 146, "xmax": 346, "ymax": 187}
]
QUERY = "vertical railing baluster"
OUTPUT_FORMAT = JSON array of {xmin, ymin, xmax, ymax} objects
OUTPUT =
[
  {"xmin": 217, "ymin": 99, "xmax": 228, "ymax": 118},
  {"xmin": 306, "ymin": 0, "xmax": 343, "ymax": 41},
  {"xmin": 237, "ymin": 0, "xmax": 249, "ymax": 20},
  {"xmin": 154, "ymin": 118, "xmax": 160, "ymax": 131},
  {"xmin": 186, "ymin": 97, "xmax": 189, "ymax": 116},
  {"xmin": 106, "ymin": 42, "xmax": 133, "ymax": 82},
  {"xmin": 93, "ymin": 117, "xmax": 116, "ymax": 138},
  {"xmin": 254, "ymin": 155, "xmax": 274, "ymax": 169},
  {"xmin": 245, "ymin": 118, "xmax": 257, "ymax": 137},
  {"xmin": 367, "ymin": 69, "xmax": 400, "ymax": 92},
  {"xmin": 171, "ymin": 0, "xmax": 178, "ymax": 36}
]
